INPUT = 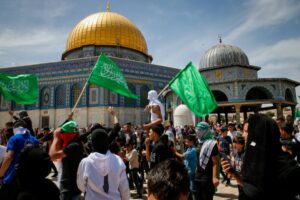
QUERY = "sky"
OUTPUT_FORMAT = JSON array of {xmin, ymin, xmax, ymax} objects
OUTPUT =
[{"xmin": 0, "ymin": 0, "xmax": 299, "ymax": 103}]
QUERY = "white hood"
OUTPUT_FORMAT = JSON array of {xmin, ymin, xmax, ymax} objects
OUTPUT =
[
  {"xmin": 77, "ymin": 150, "xmax": 130, "ymax": 200},
  {"xmin": 86, "ymin": 151, "xmax": 112, "ymax": 176}
]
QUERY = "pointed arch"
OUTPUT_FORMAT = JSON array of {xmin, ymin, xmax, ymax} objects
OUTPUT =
[
  {"xmin": 124, "ymin": 83, "xmax": 136, "ymax": 107},
  {"xmin": 140, "ymin": 85, "xmax": 150, "ymax": 108},
  {"xmin": 40, "ymin": 86, "xmax": 51, "ymax": 108},
  {"xmin": 55, "ymin": 85, "xmax": 65, "ymax": 108},
  {"xmin": 71, "ymin": 83, "xmax": 82, "ymax": 107},
  {"xmin": 245, "ymin": 86, "xmax": 273, "ymax": 100}
]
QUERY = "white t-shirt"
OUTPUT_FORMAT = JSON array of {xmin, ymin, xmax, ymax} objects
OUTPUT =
[
  {"xmin": 126, "ymin": 149, "xmax": 139, "ymax": 169},
  {"xmin": 0, "ymin": 145, "xmax": 7, "ymax": 164}
]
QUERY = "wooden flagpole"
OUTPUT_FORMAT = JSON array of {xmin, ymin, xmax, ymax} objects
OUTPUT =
[
  {"xmin": 71, "ymin": 80, "xmax": 89, "ymax": 113},
  {"xmin": 157, "ymin": 84, "xmax": 170, "ymax": 97}
]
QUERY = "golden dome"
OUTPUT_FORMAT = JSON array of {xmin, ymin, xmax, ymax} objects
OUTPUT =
[{"xmin": 65, "ymin": 11, "xmax": 148, "ymax": 55}]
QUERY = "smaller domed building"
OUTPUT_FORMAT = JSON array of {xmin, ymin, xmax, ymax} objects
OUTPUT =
[{"xmin": 165, "ymin": 41, "xmax": 299, "ymax": 124}]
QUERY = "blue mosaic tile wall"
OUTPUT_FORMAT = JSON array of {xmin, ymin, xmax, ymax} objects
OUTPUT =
[{"xmin": 0, "ymin": 56, "xmax": 179, "ymax": 111}]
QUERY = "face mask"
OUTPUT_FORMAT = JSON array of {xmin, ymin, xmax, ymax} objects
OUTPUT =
[
  {"xmin": 13, "ymin": 127, "xmax": 28, "ymax": 135},
  {"xmin": 196, "ymin": 129, "xmax": 207, "ymax": 139}
]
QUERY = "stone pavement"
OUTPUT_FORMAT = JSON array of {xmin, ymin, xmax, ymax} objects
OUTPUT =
[
  {"xmin": 214, "ymin": 180, "xmax": 239, "ymax": 200},
  {"xmin": 49, "ymin": 173, "xmax": 238, "ymax": 200},
  {"xmin": 49, "ymin": 162, "xmax": 238, "ymax": 200},
  {"xmin": 128, "ymin": 179, "xmax": 239, "ymax": 200}
]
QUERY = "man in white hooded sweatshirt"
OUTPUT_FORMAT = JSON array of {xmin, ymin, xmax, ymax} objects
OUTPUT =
[{"xmin": 77, "ymin": 128, "xmax": 130, "ymax": 200}]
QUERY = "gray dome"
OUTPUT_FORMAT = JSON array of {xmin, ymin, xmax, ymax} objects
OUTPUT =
[{"xmin": 199, "ymin": 43, "xmax": 249, "ymax": 69}]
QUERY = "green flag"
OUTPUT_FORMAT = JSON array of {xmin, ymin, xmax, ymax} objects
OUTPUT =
[
  {"xmin": 88, "ymin": 53, "xmax": 138, "ymax": 99},
  {"xmin": 0, "ymin": 73, "xmax": 38, "ymax": 105},
  {"xmin": 295, "ymin": 109, "xmax": 300, "ymax": 118},
  {"xmin": 169, "ymin": 62, "xmax": 217, "ymax": 117}
]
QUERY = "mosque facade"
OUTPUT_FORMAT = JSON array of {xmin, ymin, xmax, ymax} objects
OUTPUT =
[
  {"xmin": 0, "ymin": 10, "xmax": 179, "ymax": 128},
  {"xmin": 0, "ymin": 9, "xmax": 298, "ymax": 128}
]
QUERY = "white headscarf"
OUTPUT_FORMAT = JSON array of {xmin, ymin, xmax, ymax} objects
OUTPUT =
[
  {"xmin": 13, "ymin": 127, "xmax": 28, "ymax": 135},
  {"xmin": 147, "ymin": 90, "xmax": 165, "ymax": 121}
]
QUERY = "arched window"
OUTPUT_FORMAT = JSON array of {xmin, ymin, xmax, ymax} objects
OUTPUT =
[
  {"xmin": 71, "ymin": 84, "xmax": 82, "ymax": 107},
  {"xmin": 124, "ymin": 83, "xmax": 136, "ymax": 107},
  {"xmin": 140, "ymin": 85, "xmax": 150, "ymax": 108},
  {"xmin": 212, "ymin": 90, "xmax": 228, "ymax": 102},
  {"xmin": 41, "ymin": 87, "xmax": 51, "ymax": 107},
  {"xmin": 246, "ymin": 87, "xmax": 273, "ymax": 100},
  {"xmin": 285, "ymin": 88, "xmax": 294, "ymax": 102},
  {"xmin": 55, "ymin": 85, "xmax": 65, "ymax": 107},
  {"xmin": 89, "ymin": 84, "xmax": 99, "ymax": 105}
]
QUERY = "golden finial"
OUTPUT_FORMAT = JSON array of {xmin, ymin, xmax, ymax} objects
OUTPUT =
[{"xmin": 106, "ymin": 0, "xmax": 111, "ymax": 12}]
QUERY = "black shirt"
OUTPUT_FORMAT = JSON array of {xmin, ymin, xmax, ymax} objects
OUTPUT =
[
  {"xmin": 61, "ymin": 138, "xmax": 84, "ymax": 199},
  {"xmin": 150, "ymin": 140, "xmax": 174, "ymax": 169},
  {"xmin": 195, "ymin": 143, "xmax": 218, "ymax": 181}
]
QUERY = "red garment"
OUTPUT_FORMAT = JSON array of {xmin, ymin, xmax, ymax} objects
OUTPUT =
[{"xmin": 61, "ymin": 132, "xmax": 78, "ymax": 148}]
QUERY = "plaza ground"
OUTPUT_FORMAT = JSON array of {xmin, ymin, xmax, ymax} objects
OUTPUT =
[{"xmin": 50, "ymin": 161, "xmax": 239, "ymax": 200}]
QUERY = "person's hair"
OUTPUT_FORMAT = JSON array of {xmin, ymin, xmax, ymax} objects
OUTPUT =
[
  {"xmin": 109, "ymin": 142, "xmax": 120, "ymax": 154},
  {"xmin": 91, "ymin": 129, "xmax": 109, "ymax": 154},
  {"xmin": 235, "ymin": 135, "xmax": 245, "ymax": 145},
  {"xmin": 19, "ymin": 111, "xmax": 34, "ymax": 134},
  {"xmin": 186, "ymin": 135, "xmax": 196, "ymax": 143},
  {"xmin": 5, "ymin": 122, "xmax": 13, "ymax": 127},
  {"xmin": 151, "ymin": 124, "xmax": 164, "ymax": 136},
  {"xmin": 160, "ymin": 134, "xmax": 169, "ymax": 145},
  {"xmin": 13, "ymin": 119, "xmax": 27, "ymax": 128},
  {"xmin": 221, "ymin": 126, "xmax": 228, "ymax": 132},
  {"xmin": 280, "ymin": 123, "xmax": 294, "ymax": 135},
  {"xmin": 147, "ymin": 159, "xmax": 190, "ymax": 200},
  {"xmin": 237, "ymin": 124, "xmax": 243, "ymax": 130},
  {"xmin": 228, "ymin": 123, "xmax": 235, "ymax": 127}
]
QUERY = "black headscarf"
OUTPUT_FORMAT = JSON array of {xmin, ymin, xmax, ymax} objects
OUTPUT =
[
  {"xmin": 241, "ymin": 114, "xmax": 300, "ymax": 200},
  {"xmin": 91, "ymin": 128, "xmax": 109, "ymax": 154}
]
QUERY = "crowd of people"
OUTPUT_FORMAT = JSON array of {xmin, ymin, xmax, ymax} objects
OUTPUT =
[{"xmin": 0, "ymin": 91, "xmax": 299, "ymax": 200}]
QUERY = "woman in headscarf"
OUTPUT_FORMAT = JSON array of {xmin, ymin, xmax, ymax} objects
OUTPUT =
[{"xmin": 221, "ymin": 114, "xmax": 300, "ymax": 200}]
